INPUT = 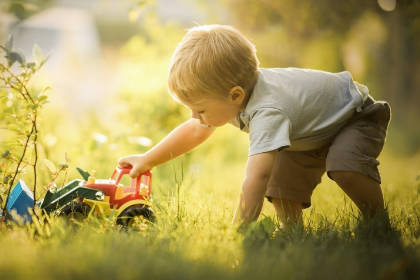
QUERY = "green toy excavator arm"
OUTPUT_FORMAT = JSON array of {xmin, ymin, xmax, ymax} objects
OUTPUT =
[
  {"xmin": 76, "ymin": 167, "xmax": 90, "ymax": 181},
  {"xmin": 39, "ymin": 179, "xmax": 104, "ymax": 213}
]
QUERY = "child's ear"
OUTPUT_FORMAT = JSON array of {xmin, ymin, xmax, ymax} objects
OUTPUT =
[{"xmin": 229, "ymin": 86, "xmax": 245, "ymax": 104}]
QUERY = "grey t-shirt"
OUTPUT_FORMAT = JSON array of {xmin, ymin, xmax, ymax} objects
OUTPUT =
[{"xmin": 229, "ymin": 68, "xmax": 368, "ymax": 156}]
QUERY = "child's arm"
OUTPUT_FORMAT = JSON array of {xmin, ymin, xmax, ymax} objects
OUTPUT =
[
  {"xmin": 119, "ymin": 118, "xmax": 214, "ymax": 177},
  {"xmin": 233, "ymin": 151, "xmax": 276, "ymax": 225}
]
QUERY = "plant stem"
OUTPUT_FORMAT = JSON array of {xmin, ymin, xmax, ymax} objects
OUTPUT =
[
  {"xmin": 32, "ymin": 112, "xmax": 38, "ymax": 216},
  {"xmin": 5, "ymin": 67, "xmax": 34, "ymax": 104},
  {"xmin": 1, "ymin": 122, "xmax": 35, "ymax": 222},
  {"xmin": 0, "ymin": 75, "xmax": 29, "ymax": 102}
]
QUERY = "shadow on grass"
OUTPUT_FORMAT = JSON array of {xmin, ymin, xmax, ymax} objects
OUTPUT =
[
  {"xmin": 2, "ymin": 207, "xmax": 419, "ymax": 280},
  {"xmin": 239, "ymin": 212, "xmax": 420, "ymax": 280}
]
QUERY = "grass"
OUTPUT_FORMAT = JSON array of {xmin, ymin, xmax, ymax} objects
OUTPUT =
[{"xmin": 1, "ymin": 137, "xmax": 420, "ymax": 279}]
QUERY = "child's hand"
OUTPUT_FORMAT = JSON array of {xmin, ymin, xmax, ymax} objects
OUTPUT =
[{"xmin": 118, "ymin": 154, "xmax": 151, "ymax": 178}]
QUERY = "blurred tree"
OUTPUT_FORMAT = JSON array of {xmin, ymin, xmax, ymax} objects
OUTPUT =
[
  {"xmin": 221, "ymin": 0, "xmax": 420, "ymax": 153},
  {"xmin": 113, "ymin": 14, "xmax": 187, "ymax": 150}
]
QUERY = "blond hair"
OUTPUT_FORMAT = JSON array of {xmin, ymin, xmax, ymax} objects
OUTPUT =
[{"xmin": 168, "ymin": 24, "xmax": 259, "ymax": 103}]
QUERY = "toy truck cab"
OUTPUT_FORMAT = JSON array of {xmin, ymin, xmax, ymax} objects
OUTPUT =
[{"xmin": 85, "ymin": 168, "xmax": 152, "ymax": 210}]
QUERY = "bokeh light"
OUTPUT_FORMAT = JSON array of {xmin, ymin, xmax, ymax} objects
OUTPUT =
[{"xmin": 377, "ymin": 0, "xmax": 397, "ymax": 11}]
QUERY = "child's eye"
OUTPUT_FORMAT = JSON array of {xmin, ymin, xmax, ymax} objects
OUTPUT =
[{"xmin": 198, "ymin": 111, "xmax": 205, "ymax": 114}]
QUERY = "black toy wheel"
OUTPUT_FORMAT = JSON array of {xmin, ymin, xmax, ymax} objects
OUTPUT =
[
  {"xmin": 117, "ymin": 205, "xmax": 155, "ymax": 227},
  {"xmin": 59, "ymin": 201, "xmax": 91, "ymax": 221}
]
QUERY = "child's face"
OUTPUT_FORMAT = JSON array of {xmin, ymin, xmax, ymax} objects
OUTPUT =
[{"xmin": 183, "ymin": 95, "xmax": 242, "ymax": 128}]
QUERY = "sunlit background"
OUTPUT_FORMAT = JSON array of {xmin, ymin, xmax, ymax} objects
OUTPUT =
[{"xmin": 0, "ymin": 0, "xmax": 419, "ymax": 207}]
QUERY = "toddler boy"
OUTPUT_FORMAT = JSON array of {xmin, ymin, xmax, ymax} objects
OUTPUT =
[{"xmin": 118, "ymin": 25, "xmax": 391, "ymax": 225}]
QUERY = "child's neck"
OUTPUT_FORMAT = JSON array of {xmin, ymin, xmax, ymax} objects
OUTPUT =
[{"xmin": 240, "ymin": 73, "xmax": 259, "ymax": 111}]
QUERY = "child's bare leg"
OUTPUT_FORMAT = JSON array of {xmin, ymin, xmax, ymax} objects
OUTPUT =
[
  {"xmin": 329, "ymin": 171, "xmax": 384, "ymax": 217},
  {"xmin": 271, "ymin": 198, "xmax": 303, "ymax": 225}
]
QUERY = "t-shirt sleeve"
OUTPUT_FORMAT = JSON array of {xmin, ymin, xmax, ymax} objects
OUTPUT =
[{"xmin": 248, "ymin": 108, "xmax": 291, "ymax": 156}]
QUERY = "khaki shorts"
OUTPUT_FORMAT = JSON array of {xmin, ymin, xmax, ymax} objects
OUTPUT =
[{"xmin": 266, "ymin": 96, "xmax": 391, "ymax": 208}]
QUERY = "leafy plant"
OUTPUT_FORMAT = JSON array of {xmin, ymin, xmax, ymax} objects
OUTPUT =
[{"xmin": 0, "ymin": 36, "xmax": 51, "ymax": 221}]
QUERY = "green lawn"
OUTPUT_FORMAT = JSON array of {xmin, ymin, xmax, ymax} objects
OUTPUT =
[{"xmin": 1, "ymin": 144, "xmax": 419, "ymax": 280}]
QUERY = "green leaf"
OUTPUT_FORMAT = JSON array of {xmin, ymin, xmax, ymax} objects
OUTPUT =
[
  {"xmin": 58, "ymin": 163, "xmax": 69, "ymax": 169},
  {"xmin": 38, "ymin": 95, "xmax": 48, "ymax": 104},
  {"xmin": 1, "ymin": 150, "xmax": 10, "ymax": 158},
  {"xmin": 6, "ymin": 51, "xmax": 25, "ymax": 66},
  {"xmin": 32, "ymin": 44, "xmax": 45, "ymax": 66},
  {"xmin": 41, "ymin": 86, "xmax": 52, "ymax": 94},
  {"xmin": 3, "ymin": 175, "xmax": 11, "ymax": 184},
  {"xmin": 26, "ymin": 62, "xmax": 36, "ymax": 68},
  {"xmin": 5, "ymin": 35, "xmax": 13, "ymax": 51},
  {"xmin": 25, "ymin": 103, "xmax": 37, "ymax": 110},
  {"xmin": 39, "ymin": 55, "xmax": 49, "ymax": 68},
  {"xmin": 9, "ymin": 3, "xmax": 27, "ymax": 20},
  {"xmin": 43, "ymin": 158, "xmax": 57, "ymax": 174}
]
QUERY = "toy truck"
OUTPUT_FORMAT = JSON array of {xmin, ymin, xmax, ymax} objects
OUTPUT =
[{"xmin": 40, "ymin": 167, "xmax": 155, "ymax": 226}]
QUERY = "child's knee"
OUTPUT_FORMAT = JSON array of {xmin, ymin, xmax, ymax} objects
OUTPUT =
[
  {"xmin": 329, "ymin": 170, "xmax": 365, "ymax": 185},
  {"xmin": 329, "ymin": 170, "xmax": 378, "ymax": 186}
]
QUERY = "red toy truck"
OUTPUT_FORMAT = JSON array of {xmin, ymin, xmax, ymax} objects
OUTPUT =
[{"xmin": 59, "ymin": 167, "xmax": 155, "ymax": 226}]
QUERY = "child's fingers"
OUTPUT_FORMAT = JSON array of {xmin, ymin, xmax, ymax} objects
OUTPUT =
[
  {"xmin": 119, "ymin": 162, "xmax": 132, "ymax": 168},
  {"xmin": 129, "ymin": 164, "xmax": 147, "ymax": 178},
  {"xmin": 118, "ymin": 156, "xmax": 133, "ymax": 168},
  {"xmin": 118, "ymin": 155, "xmax": 148, "ymax": 177},
  {"xmin": 129, "ymin": 167, "xmax": 140, "ymax": 178}
]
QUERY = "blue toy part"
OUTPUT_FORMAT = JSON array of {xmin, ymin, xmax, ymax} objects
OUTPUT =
[{"xmin": 6, "ymin": 180, "xmax": 34, "ymax": 223}]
